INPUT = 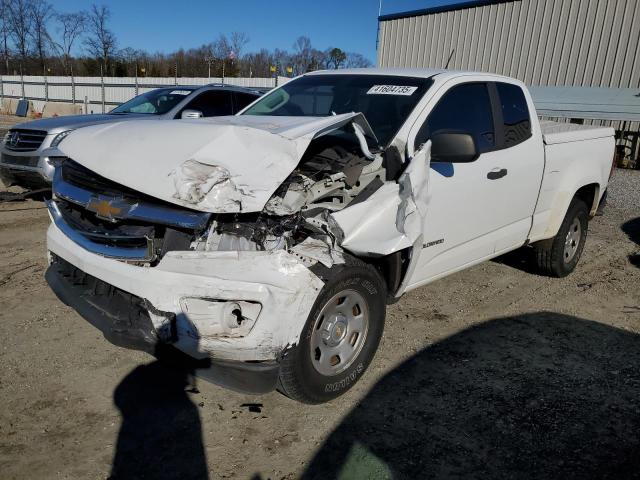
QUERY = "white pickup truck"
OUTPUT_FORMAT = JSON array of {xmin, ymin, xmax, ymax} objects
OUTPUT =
[{"xmin": 45, "ymin": 69, "xmax": 615, "ymax": 403}]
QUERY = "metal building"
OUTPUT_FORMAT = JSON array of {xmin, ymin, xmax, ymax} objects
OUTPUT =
[
  {"xmin": 377, "ymin": 0, "xmax": 640, "ymax": 165},
  {"xmin": 378, "ymin": 0, "xmax": 640, "ymax": 88}
]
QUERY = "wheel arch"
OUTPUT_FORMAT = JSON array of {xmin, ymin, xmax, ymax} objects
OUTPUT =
[
  {"xmin": 367, "ymin": 247, "xmax": 414, "ymax": 304},
  {"xmin": 574, "ymin": 182, "xmax": 601, "ymax": 217}
]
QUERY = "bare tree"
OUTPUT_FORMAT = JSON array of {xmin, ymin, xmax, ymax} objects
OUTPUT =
[
  {"xmin": 242, "ymin": 48, "xmax": 273, "ymax": 77},
  {"xmin": 0, "ymin": 0, "xmax": 11, "ymax": 73},
  {"xmin": 52, "ymin": 11, "xmax": 86, "ymax": 75},
  {"xmin": 291, "ymin": 36, "xmax": 312, "ymax": 74},
  {"xmin": 229, "ymin": 31, "xmax": 249, "ymax": 58},
  {"xmin": 29, "ymin": 0, "xmax": 54, "ymax": 71},
  {"xmin": 84, "ymin": 4, "xmax": 116, "ymax": 73},
  {"xmin": 271, "ymin": 48, "xmax": 291, "ymax": 76},
  {"xmin": 0, "ymin": 6, "xmax": 372, "ymax": 79},
  {"xmin": 212, "ymin": 34, "xmax": 230, "ymax": 59},
  {"xmin": 344, "ymin": 52, "xmax": 372, "ymax": 68},
  {"xmin": 6, "ymin": 0, "xmax": 32, "ymax": 63}
]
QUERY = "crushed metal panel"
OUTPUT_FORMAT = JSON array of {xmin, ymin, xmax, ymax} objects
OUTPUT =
[
  {"xmin": 290, "ymin": 237, "xmax": 345, "ymax": 268},
  {"xmin": 331, "ymin": 143, "xmax": 431, "ymax": 256}
]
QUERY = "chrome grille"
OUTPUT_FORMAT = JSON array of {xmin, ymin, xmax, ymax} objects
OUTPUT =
[
  {"xmin": 4, "ymin": 129, "xmax": 48, "ymax": 152},
  {"xmin": 50, "ymin": 161, "xmax": 212, "ymax": 262},
  {"xmin": 57, "ymin": 160, "xmax": 211, "ymax": 229}
]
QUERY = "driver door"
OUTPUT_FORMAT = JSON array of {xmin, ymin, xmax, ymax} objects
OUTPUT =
[{"xmin": 406, "ymin": 81, "xmax": 507, "ymax": 287}]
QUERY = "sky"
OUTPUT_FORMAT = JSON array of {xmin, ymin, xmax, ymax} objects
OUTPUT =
[{"xmin": 52, "ymin": 0, "xmax": 464, "ymax": 63}]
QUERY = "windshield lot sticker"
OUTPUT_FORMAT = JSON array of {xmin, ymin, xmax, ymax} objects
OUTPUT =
[
  {"xmin": 170, "ymin": 90, "xmax": 192, "ymax": 95},
  {"xmin": 367, "ymin": 85, "xmax": 418, "ymax": 95}
]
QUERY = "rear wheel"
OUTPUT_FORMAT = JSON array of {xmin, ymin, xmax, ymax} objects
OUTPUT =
[
  {"xmin": 534, "ymin": 198, "xmax": 589, "ymax": 277},
  {"xmin": 277, "ymin": 261, "xmax": 386, "ymax": 404}
]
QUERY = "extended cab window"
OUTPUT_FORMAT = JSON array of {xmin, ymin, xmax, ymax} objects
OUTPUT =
[
  {"xmin": 179, "ymin": 90, "xmax": 233, "ymax": 117},
  {"xmin": 415, "ymin": 83, "xmax": 494, "ymax": 154},
  {"xmin": 496, "ymin": 82, "xmax": 532, "ymax": 147}
]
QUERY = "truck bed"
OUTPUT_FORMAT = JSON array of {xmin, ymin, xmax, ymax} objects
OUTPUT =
[{"xmin": 540, "ymin": 120, "xmax": 615, "ymax": 145}]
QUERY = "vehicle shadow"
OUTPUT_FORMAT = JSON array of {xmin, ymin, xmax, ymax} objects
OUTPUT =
[
  {"xmin": 303, "ymin": 312, "xmax": 640, "ymax": 480},
  {"xmin": 492, "ymin": 245, "xmax": 540, "ymax": 274},
  {"xmin": 621, "ymin": 217, "xmax": 640, "ymax": 268},
  {"xmin": 108, "ymin": 346, "xmax": 210, "ymax": 480}
]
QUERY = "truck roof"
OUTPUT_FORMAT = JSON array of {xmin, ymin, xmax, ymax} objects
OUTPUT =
[
  {"xmin": 306, "ymin": 67, "xmax": 446, "ymax": 78},
  {"xmin": 304, "ymin": 68, "xmax": 520, "ymax": 84}
]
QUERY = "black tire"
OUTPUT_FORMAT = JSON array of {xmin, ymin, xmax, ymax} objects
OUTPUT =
[
  {"xmin": 533, "ymin": 198, "xmax": 589, "ymax": 277},
  {"xmin": 277, "ymin": 260, "xmax": 386, "ymax": 404}
]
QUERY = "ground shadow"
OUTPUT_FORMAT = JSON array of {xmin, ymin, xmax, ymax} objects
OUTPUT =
[
  {"xmin": 492, "ymin": 245, "xmax": 540, "ymax": 274},
  {"xmin": 304, "ymin": 312, "xmax": 640, "ymax": 480},
  {"xmin": 622, "ymin": 217, "xmax": 640, "ymax": 267},
  {"xmin": 109, "ymin": 346, "xmax": 210, "ymax": 480}
]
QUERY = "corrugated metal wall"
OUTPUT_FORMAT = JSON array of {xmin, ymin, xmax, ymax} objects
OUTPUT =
[{"xmin": 378, "ymin": 0, "xmax": 640, "ymax": 89}]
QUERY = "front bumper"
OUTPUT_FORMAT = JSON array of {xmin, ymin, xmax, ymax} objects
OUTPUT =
[
  {"xmin": 0, "ymin": 148, "xmax": 54, "ymax": 188},
  {"xmin": 46, "ymin": 256, "xmax": 282, "ymax": 394},
  {"xmin": 0, "ymin": 164, "xmax": 51, "ymax": 188},
  {"xmin": 46, "ymin": 220, "xmax": 324, "ymax": 385}
]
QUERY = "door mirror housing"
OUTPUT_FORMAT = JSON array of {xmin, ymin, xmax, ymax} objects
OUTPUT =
[
  {"xmin": 431, "ymin": 132, "xmax": 478, "ymax": 163},
  {"xmin": 181, "ymin": 109, "xmax": 203, "ymax": 119}
]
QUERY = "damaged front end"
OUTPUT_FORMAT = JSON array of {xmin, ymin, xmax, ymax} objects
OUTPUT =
[
  {"xmin": 45, "ymin": 112, "xmax": 430, "ymax": 392},
  {"xmin": 191, "ymin": 121, "xmax": 387, "ymax": 267}
]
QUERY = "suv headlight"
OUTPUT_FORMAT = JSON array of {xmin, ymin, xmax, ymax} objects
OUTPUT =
[{"xmin": 50, "ymin": 130, "xmax": 73, "ymax": 148}]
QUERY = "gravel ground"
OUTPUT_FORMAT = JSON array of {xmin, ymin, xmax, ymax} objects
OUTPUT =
[
  {"xmin": 0, "ymin": 168, "xmax": 639, "ymax": 479},
  {"xmin": 608, "ymin": 168, "xmax": 640, "ymax": 218}
]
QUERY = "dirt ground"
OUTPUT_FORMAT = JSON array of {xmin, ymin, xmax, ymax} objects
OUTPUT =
[{"xmin": 0, "ymin": 171, "xmax": 639, "ymax": 480}]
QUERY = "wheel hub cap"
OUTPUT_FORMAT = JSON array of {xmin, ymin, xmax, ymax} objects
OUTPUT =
[
  {"xmin": 563, "ymin": 217, "xmax": 582, "ymax": 263},
  {"xmin": 310, "ymin": 289, "xmax": 369, "ymax": 377},
  {"xmin": 321, "ymin": 314, "xmax": 348, "ymax": 347}
]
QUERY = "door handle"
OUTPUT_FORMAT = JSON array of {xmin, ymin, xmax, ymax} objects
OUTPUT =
[{"xmin": 487, "ymin": 168, "xmax": 508, "ymax": 180}]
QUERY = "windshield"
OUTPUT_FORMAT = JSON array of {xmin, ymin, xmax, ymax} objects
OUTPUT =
[
  {"xmin": 242, "ymin": 74, "xmax": 433, "ymax": 146},
  {"xmin": 111, "ymin": 88, "xmax": 195, "ymax": 115}
]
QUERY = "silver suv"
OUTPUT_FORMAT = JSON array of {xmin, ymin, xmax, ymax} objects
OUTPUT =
[{"xmin": 0, "ymin": 84, "xmax": 264, "ymax": 188}]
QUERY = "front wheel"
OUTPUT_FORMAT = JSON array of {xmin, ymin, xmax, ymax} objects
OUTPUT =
[
  {"xmin": 533, "ymin": 198, "xmax": 589, "ymax": 277},
  {"xmin": 277, "ymin": 261, "xmax": 386, "ymax": 404}
]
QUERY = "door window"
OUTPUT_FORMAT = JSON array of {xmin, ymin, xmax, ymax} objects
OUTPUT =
[
  {"xmin": 496, "ymin": 82, "xmax": 532, "ymax": 147},
  {"xmin": 415, "ymin": 83, "xmax": 495, "ymax": 154},
  {"xmin": 179, "ymin": 90, "xmax": 233, "ymax": 117},
  {"xmin": 233, "ymin": 92, "xmax": 259, "ymax": 113}
]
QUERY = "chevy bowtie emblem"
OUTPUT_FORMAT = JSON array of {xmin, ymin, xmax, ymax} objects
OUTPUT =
[{"xmin": 86, "ymin": 197, "xmax": 124, "ymax": 221}]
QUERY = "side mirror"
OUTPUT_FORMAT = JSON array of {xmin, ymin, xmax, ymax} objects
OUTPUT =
[
  {"xmin": 181, "ymin": 109, "xmax": 203, "ymax": 119},
  {"xmin": 431, "ymin": 132, "xmax": 478, "ymax": 163}
]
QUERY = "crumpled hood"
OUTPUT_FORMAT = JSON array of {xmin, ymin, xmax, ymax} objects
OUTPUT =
[{"xmin": 57, "ymin": 113, "xmax": 375, "ymax": 213}]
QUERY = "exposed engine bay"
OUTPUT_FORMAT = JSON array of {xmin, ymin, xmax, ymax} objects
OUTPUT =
[{"xmin": 191, "ymin": 125, "xmax": 387, "ymax": 264}]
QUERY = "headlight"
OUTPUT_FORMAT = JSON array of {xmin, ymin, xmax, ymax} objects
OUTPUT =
[
  {"xmin": 50, "ymin": 130, "xmax": 73, "ymax": 148},
  {"xmin": 2, "ymin": 132, "xmax": 10, "ymax": 144}
]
